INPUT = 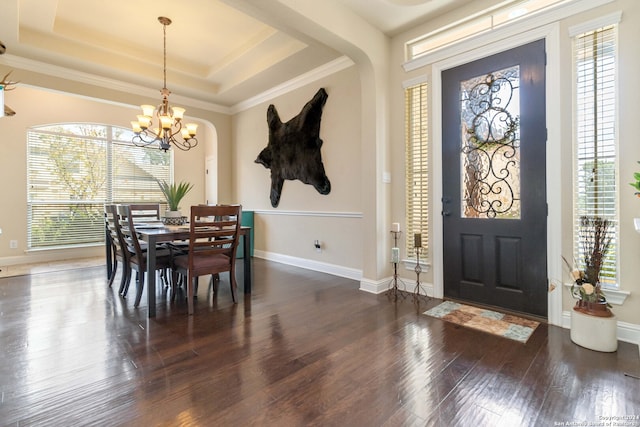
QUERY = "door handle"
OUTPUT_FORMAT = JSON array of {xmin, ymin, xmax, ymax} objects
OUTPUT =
[{"xmin": 442, "ymin": 210, "xmax": 451, "ymax": 216}]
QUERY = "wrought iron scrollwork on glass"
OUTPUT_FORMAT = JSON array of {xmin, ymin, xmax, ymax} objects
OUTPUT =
[{"xmin": 460, "ymin": 65, "xmax": 521, "ymax": 219}]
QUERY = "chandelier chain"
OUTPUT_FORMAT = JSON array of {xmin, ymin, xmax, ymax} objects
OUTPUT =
[{"xmin": 162, "ymin": 19, "xmax": 167, "ymax": 90}]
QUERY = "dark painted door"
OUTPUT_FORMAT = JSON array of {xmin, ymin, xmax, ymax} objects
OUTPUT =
[{"xmin": 442, "ymin": 39, "xmax": 547, "ymax": 317}]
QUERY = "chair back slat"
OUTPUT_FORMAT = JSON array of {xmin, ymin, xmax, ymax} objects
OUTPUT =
[{"xmin": 127, "ymin": 203, "xmax": 161, "ymax": 223}]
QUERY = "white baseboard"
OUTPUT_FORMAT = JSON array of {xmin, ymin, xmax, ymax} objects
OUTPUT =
[
  {"xmin": 253, "ymin": 250, "xmax": 362, "ymax": 281},
  {"xmin": 359, "ymin": 276, "xmax": 435, "ymax": 296}
]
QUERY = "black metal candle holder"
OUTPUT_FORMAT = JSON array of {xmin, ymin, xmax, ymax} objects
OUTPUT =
[
  {"xmin": 412, "ymin": 246, "xmax": 429, "ymax": 303},
  {"xmin": 386, "ymin": 230, "xmax": 407, "ymax": 301}
]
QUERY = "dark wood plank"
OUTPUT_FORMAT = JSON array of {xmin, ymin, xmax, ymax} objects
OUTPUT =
[{"xmin": 0, "ymin": 258, "xmax": 638, "ymax": 426}]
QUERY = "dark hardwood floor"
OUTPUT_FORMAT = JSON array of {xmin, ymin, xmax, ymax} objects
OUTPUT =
[{"xmin": 0, "ymin": 258, "xmax": 638, "ymax": 426}]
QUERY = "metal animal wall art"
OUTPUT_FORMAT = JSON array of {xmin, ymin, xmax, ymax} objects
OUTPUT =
[
  {"xmin": 0, "ymin": 41, "xmax": 17, "ymax": 117},
  {"xmin": 0, "ymin": 71, "xmax": 17, "ymax": 117},
  {"xmin": 255, "ymin": 88, "xmax": 331, "ymax": 208}
]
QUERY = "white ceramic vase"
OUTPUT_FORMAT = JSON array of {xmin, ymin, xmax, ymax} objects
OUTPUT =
[
  {"xmin": 570, "ymin": 309, "xmax": 618, "ymax": 352},
  {"xmin": 164, "ymin": 210, "xmax": 182, "ymax": 218}
]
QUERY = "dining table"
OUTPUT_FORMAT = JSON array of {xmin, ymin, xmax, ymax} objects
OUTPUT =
[{"xmin": 134, "ymin": 224, "xmax": 252, "ymax": 318}]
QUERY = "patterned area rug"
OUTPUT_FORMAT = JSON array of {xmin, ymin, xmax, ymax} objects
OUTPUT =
[{"xmin": 423, "ymin": 301, "xmax": 539, "ymax": 343}]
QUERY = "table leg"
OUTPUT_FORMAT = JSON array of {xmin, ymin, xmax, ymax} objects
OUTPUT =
[
  {"xmin": 243, "ymin": 230, "xmax": 251, "ymax": 293},
  {"xmin": 147, "ymin": 235, "xmax": 157, "ymax": 318}
]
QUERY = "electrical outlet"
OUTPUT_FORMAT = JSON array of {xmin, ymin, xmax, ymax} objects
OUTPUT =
[
  {"xmin": 9, "ymin": 240, "xmax": 17, "ymax": 249},
  {"xmin": 314, "ymin": 240, "xmax": 322, "ymax": 252}
]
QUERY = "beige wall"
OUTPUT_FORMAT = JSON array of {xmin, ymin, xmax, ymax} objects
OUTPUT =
[{"xmin": 232, "ymin": 66, "xmax": 363, "ymax": 271}]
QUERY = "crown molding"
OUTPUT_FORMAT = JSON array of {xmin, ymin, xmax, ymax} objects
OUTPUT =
[
  {"xmin": 230, "ymin": 55, "xmax": 355, "ymax": 114},
  {"xmin": 0, "ymin": 54, "xmax": 232, "ymax": 114},
  {"xmin": 0, "ymin": 53, "xmax": 355, "ymax": 117}
]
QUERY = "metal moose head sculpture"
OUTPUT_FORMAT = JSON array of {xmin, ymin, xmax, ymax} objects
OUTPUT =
[{"xmin": 0, "ymin": 39, "xmax": 16, "ymax": 117}]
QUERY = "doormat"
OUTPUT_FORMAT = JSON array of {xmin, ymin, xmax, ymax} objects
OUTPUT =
[{"xmin": 423, "ymin": 300, "xmax": 539, "ymax": 343}]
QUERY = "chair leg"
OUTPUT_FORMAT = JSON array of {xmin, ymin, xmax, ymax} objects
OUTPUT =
[
  {"xmin": 120, "ymin": 263, "xmax": 131, "ymax": 296},
  {"xmin": 229, "ymin": 270, "xmax": 238, "ymax": 304},
  {"xmin": 171, "ymin": 269, "xmax": 179, "ymax": 302},
  {"xmin": 210, "ymin": 275, "xmax": 218, "ymax": 294},
  {"xmin": 108, "ymin": 258, "xmax": 118, "ymax": 287},
  {"xmin": 134, "ymin": 271, "xmax": 145, "ymax": 307},
  {"xmin": 187, "ymin": 273, "xmax": 195, "ymax": 315},
  {"xmin": 160, "ymin": 269, "xmax": 169, "ymax": 288}
]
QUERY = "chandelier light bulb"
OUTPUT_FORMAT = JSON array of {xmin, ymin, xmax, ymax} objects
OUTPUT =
[
  {"xmin": 172, "ymin": 107, "xmax": 185, "ymax": 120},
  {"xmin": 141, "ymin": 105, "xmax": 155, "ymax": 117},
  {"xmin": 186, "ymin": 123, "xmax": 198, "ymax": 136}
]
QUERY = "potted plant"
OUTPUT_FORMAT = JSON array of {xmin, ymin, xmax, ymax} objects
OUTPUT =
[
  {"xmin": 564, "ymin": 215, "xmax": 617, "ymax": 352},
  {"xmin": 158, "ymin": 180, "xmax": 193, "ymax": 223},
  {"xmin": 564, "ymin": 215, "xmax": 613, "ymax": 317}
]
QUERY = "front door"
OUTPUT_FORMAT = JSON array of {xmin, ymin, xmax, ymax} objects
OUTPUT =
[{"xmin": 442, "ymin": 39, "xmax": 547, "ymax": 317}]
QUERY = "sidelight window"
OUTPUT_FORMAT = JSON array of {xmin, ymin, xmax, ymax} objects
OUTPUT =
[
  {"xmin": 572, "ymin": 21, "xmax": 618, "ymax": 286},
  {"xmin": 405, "ymin": 82, "xmax": 429, "ymax": 259}
]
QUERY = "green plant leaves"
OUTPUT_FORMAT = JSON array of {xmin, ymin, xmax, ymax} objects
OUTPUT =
[{"xmin": 158, "ymin": 180, "xmax": 193, "ymax": 211}]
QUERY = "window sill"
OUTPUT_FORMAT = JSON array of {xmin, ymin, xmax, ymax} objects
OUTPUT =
[{"xmin": 563, "ymin": 282, "xmax": 630, "ymax": 305}]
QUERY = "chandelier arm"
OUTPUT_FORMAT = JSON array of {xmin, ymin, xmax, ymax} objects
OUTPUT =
[
  {"xmin": 133, "ymin": 129, "xmax": 162, "ymax": 147},
  {"xmin": 170, "ymin": 135, "xmax": 198, "ymax": 151}
]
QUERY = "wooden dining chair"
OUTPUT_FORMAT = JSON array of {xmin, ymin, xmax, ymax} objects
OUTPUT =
[
  {"xmin": 117, "ymin": 204, "xmax": 173, "ymax": 307},
  {"xmin": 172, "ymin": 204, "xmax": 242, "ymax": 315},
  {"xmin": 104, "ymin": 204, "xmax": 131, "ymax": 294}
]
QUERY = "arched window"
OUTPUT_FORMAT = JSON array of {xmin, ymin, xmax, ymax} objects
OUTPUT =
[{"xmin": 27, "ymin": 123, "xmax": 172, "ymax": 249}]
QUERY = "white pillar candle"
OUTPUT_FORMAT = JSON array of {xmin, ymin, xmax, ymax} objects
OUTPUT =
[
  {"xmin": 391, "ymin": 247, "xmax": 400, "ymax": 263},
  {"xmin": 391, "ymin": 222, "xmax": 400, "ymax": 233}
]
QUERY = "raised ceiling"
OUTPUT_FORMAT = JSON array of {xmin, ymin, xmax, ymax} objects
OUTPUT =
[{"xmin": 0, "ymin": 0, "xmax": 476, "ymax": 109}]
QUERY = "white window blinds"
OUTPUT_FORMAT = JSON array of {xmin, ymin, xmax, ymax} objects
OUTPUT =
[
  {"xmin": 405, "ymin": 83, "xmax": 429, "ymax": 258},
  {"xmin": 573, "ymin": 24, "xmax": 618, "ymax": 286},
  {"xmin": 27, "ymin": 124, "xmax": 172, "ymax": 249}
]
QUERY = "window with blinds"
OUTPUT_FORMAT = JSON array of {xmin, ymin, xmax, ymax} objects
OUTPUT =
[
  {"xmin": 573, "ymin": 24, "xmax": 618, "ymax": 286},
  {"xmin": 27, "ymin": 124, "xmax": 172, "ymax": 249},
  {"xmin": 405, "ymin": 83, "xmax": 429, "ymax": 258}
]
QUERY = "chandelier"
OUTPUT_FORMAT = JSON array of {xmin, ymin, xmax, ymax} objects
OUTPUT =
[{"xmin": 131, "ymin": 17, "xmax": 198, "ymax": 151}]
